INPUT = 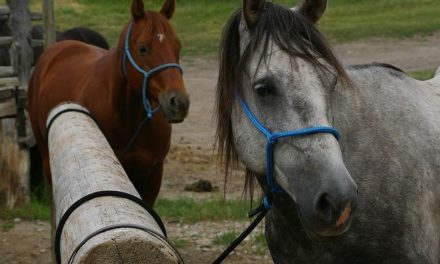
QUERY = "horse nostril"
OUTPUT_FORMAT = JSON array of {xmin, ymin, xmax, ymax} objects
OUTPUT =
[
  {"xmin": 169, "ymin": 96, "xmax": 178, "ymax": 108},
  {"xmin": 168, "ymin": 93, "xmax": 189, "ymax": 113},
  {"xmin": 315, "ymin": 193, "xmax": 334, "ymax": 222}
]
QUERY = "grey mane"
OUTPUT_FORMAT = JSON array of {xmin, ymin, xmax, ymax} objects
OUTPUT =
[{"xmin": 349, "ymin": 62, "xmax": 405, "ymax": 74}]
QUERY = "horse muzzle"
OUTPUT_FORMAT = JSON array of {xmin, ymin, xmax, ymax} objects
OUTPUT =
[
  {"xmin": 303, "ymin": 179, "xmax": 357, "ymax": 239},
  {"xmin": 159, "ymin": 91, "xmax": 190, "ymax": 123},
  {"xmin": 285, "ymin": 165, "xmax": 358, "ymax": 240}
]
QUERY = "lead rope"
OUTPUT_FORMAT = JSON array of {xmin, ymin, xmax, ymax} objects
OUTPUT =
[
  {"xmin": 212, "ymin": 197, "xmax": 271, "ymax": 264},
  {"xmin": 213, "ymin": 97, "xmax": 340, "ymax": 263}
]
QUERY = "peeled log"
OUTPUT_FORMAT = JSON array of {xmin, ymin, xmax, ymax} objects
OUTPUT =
[{"xmin": 47, "ymin": 103, "xmax": 183, "ymax": 264}]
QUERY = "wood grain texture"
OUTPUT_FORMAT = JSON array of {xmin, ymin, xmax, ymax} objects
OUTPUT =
[
  {"xmin": 47, "ymin": 103, "xmax": 182, "ymax": 264},
  {"xmin": 0, "ymin": 98, "xmax": 15, "ymax": 118},
  {"xmin": 0, "ymin": 0, "xmax": 31, "ymax": 209},
  {"xmin": 0, "ymin": 118, "xmax": 30, "ymax": 208}
]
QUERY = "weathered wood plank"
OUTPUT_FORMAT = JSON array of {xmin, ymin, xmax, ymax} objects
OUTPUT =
[
  {"xmin": 0, "ymin": 86, "xmax": 15, "ymax": 102},
  {"xmin": 0, "ymin": 98, "xmax": 16, "ymax": 118},
  {"xmin": 0, "ymin": 77, "xmax": 18, "ymax": 86},
  {"xmin": 15, "ymin": 86, "xmax": 32, "ymax": 148},
  {"xmin": 0, "ymin": 118, "xmax": 29, "ymax": 208},
  {"xmin": 47, "ymin": 103, "xmax": 183, "ymax": 264},
  {"xmin": 0, "ymin": 66, "xmax": 14, "ymax": 77},
  {"xmin": 0, "ymin": 0, "xmax": 31, "ymax": 209},
  {"xmin": 0, "ymin": 6, "xmax": 10, "ymax": 15},
  {"xmin": 0, "ymin": 36, "xmax": 12, "ymax": 47},
  {"xmin": 31, "ymin": 39, "xmax": 44, "ymax": 47},
  {"xmin": 30, "ymin": 11, "xmax": 42, "ymax": 21},
  {"xmin": 43, "ymin": 0, "xmax": 55, "ymax": 49},
  {"xmin": 9, "ymin": 0, "xmax": 33, "ymax": 87}
]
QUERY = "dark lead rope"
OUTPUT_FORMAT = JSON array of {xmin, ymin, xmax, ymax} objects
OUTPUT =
[
  {"xmin": 55, "ymin": 191, "xmax": 167, "ymax": 264},
  {"xmin": 67, "ymin": 223, "xmax": 184, "ymax": 264},
  {"xmin": 212, "ymin": 205, "xmax": 268, "ymax": 264},
  {"xmin": 212, "ymin": 97, "xmax": 341, "ymax": 263},
  {"xmin": 118, "ymin": 115, "xmax": 149, "ymax": 158}
]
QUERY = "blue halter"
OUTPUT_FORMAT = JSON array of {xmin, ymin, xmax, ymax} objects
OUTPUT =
[
  {"xmin": 237, "ymin": 97, "xmax": 340, "ymax": 209},
  {"xmin": 123, "ymin": 22, "xmax": 182, "ymax": 119}
]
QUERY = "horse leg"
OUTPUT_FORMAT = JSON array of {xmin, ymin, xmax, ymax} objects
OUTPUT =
[{"xmin": 135, "ymin": 161, "xmax": 164, "ymax": 207}]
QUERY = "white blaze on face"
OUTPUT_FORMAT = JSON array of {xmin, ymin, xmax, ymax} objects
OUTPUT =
[{"xmin": 157, "ymin": 33, "xmax": 165, "ymax": 42}]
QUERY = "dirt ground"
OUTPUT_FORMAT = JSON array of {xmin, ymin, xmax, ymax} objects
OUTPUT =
[{"xmin": 1, "ymin": 32, "xmax": 440, "ymax": 264}]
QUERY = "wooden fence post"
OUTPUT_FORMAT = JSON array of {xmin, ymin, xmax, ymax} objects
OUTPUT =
[
  {"xmin": 0, "ymin": 0, "xmax": 32, "ymax": 208},
  {"xmin": 47, "ymin": 103, "xmax": 183, "ymax": 264},
  {"xmin": 43, "ymin": 0, "xmax": 55, "ymax": 49}
]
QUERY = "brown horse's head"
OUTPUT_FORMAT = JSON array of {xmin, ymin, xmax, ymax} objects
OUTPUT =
[{"xmin": 123, "ymin": 0, "xmax": 189, "ymax": 123}]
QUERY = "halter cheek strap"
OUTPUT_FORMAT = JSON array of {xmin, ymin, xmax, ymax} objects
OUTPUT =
[
  {"xmin": 237, "ymin": 97, "xmax": 340, "ymax": 208},
  {"xmin": 123, "ymin": 22, "xmax": 183, "ymax": 119}
]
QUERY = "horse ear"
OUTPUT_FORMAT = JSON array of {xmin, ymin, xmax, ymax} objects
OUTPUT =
[
  {"xmin": 243, "ymin": 0, "xmax": 266, "ymax": 28},
  {"xmin": 295, "ymin": 0, "xmax": 327, "ymax": 23},
  {"xmin": 160, "ymin": 0, "xmax": 175, "ymax": 19},
  {"xmin": 131, "ymin": 0, "xmax": 145, "ymax": 21}
]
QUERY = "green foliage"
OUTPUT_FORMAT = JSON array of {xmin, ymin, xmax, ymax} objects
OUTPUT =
[
  {"xmin": 321, "ymin": 0, "xmax": 440, "ymax": 42},
  {"xmin": 1, "ymin": 220, "xmax": 14, "ymax": 232},
  {"xmin": 155, "ymin": 197, "xmax": 252, "ymax": 223},
  {"xmin": 169, "ymin": 237, "xmax": 190, "ymax": 248},
  {"xmin": 409, "ymin": 69, "xmax": 436, "ymax": 80},
  {"xmin": 213, "ymin": 230, "xmax": 241, "ymax": 246},
  {"xmin": 252, "ymin": 232, "xmax": 269, "ymax": 256},
  {"xmin": 0, "ymin": 187, "xmax": 51, "ymax": 223},
  {"xmin": 26, "ymin": 0, "xmax": 440, "ymax": 55},
  {"xmin": 213, "ymin": 230, "xmax": 269, "ymax": 255}
]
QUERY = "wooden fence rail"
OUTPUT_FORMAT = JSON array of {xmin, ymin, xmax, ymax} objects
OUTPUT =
[{"xmin": 47, "ymin": 103, "xmax": 183, "ymax": 264}]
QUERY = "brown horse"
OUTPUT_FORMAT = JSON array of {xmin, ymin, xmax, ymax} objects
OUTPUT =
[{"xmin": 28, "ymin": 0, "xmax": 189, "ymax": 206}]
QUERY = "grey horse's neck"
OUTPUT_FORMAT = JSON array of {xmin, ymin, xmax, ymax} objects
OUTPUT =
[{"xmin": 265, "ymin": 63, "xmax": 440, "ymax": 264}]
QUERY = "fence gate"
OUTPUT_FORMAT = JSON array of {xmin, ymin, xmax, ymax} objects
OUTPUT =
[{"xmin": 0, "ymin": 0, "xmax": 43, "ymax": 208}]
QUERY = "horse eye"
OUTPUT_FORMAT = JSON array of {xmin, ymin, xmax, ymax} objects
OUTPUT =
[
  {"xmin": 139, "ymin": 45, "xmax": 149, "ymax": 53},
  {"xmin": 254, "ymin": 83, "xmax": 271, "ymax": 97}
]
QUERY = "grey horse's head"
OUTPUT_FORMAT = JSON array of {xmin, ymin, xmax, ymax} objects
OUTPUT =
[{"xmin": 216, "ymin": 0, "xmax": 358, "ymax": 239}]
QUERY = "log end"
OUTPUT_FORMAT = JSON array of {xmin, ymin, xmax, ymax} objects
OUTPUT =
[{"xmin": 74, "ymin": 231, "xmax": 183, "ymax": 264}]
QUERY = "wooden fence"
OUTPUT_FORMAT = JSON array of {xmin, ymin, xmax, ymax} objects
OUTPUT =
[
  {"xmin": 0, "ymin": 0, "xmax": 55, "ymax": 208},
  {"xmin": 48, "ymin": 103, "xmax": 183, "ymax": 264},
  {"xmin": 0, "ymin": 0, "xmax": 34, "ymax": 208}
]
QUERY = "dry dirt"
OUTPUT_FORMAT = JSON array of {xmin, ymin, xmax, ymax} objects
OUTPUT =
[{"xmin": 1, "ymin": 33, "xmax": 440, "ymax": 264}]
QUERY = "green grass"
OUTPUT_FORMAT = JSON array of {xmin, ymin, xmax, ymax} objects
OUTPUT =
[
  {"xmin": 23, "ymin": 0, "xmax": 440, "ymax": 55},
  {"xmin": 213, "ymin": 230, "xmax": 241, "ymax": 246},
  {"xmin": 252, "ymin": 232, "xmax": 269, "ymax": 255},
  {"xmin": 169, "ymin": 237, "xmax": 190, "ymax": 248},
  {"xmin": 0, "ymin": 199, "xmax": 51, "ymax": 222},
  {"xmin": 321, "ymin": 0, "xmax": 440, "ymax": 42},
  {"xmin": 0, "ymin": 197, "xmax": 51, "ymax": 231},
  {"xmin": 155, "ymin": 197, "xmax": 252, "ymax": 223},
  {"xmin": 213, "ymin": 230, "xmax": 269, "ymax": 255},
  {"xmin": 1, "ymin": 220, "xmax": 14, "ymax": 231},
  {"xmin": 409, "ymin": 69, "xmax": 436, "ymax": 80},
  {"xmin": 0, "ymin": 196, "xmax": 255, "ymax": 224},
  {"xmin": 0, "ymin": 186, "xmax": 51, "ymax": 230}
]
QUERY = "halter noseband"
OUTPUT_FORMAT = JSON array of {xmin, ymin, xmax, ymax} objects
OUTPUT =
[
  {"xmin": 237, "ymin": 97, "xmax": 340, "ymax": 209},
  {"xmin": 123, "ymin": 22, "xmax": 182, "ymax": 119}
]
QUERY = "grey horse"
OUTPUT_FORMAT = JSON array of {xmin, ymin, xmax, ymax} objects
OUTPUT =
[{"xmin": 215, "ymin": 0, "xmax": 440, "ymax": 263}]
